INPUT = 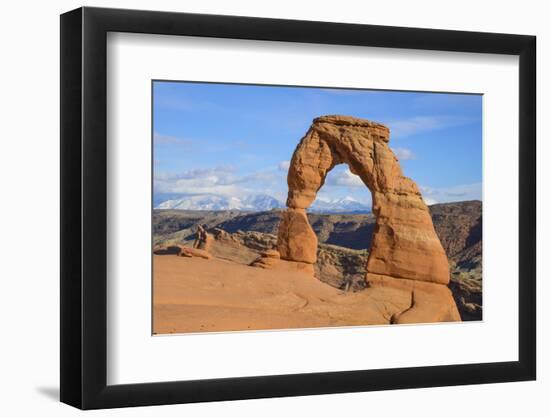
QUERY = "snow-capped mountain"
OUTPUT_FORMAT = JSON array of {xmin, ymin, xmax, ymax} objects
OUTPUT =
[
  {"xmin": 309, "ymin": 196, "xmax": 371, "ymax": 213},
  {"xmin": 155, "ymin": 194, "xmax": 370, "ymax": 213},
  {"xmin": 155, "ymin": 194, "xmax": 283, "ymax": 211}
]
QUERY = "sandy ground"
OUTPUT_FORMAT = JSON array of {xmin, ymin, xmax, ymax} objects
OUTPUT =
[{"xmin": 153, "ymin": 254, "xmax": 413, "ymax": 334}]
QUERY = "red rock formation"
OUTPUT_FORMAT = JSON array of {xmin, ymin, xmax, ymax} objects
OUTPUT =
[
  {"xmin": 250, "ymin": 249, "xmax": 281, "ymax": 269},
  {"xmin": 278, "ymin": 115, "xmax": 460, "ymax": 323},
  {"xmin": 178, "ymin": 246, "xmax": 212, "ymax": 259},
  {"xmin": 277, "ymin": 208, "xmax": 318, "ymax": 264}
]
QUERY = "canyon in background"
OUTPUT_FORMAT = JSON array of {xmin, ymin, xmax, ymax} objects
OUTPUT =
[{"xmin": 153, "ymin": 199, "xmax": 482, "ymax": 333}]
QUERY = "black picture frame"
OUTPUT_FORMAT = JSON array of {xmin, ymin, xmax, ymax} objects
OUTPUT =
[{"xmin": 60, "ymin": 6, "xmax": 536, "ymax": 410}]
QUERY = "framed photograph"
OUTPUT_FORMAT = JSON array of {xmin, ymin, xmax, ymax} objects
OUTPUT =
[{"xmin": 60, "ymin": 6, "xmax": 536, "ymax": 409}]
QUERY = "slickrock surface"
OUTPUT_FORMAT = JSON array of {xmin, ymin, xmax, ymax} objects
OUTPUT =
[
  {"xmin": 153, "ymin": 255, "xmax": 456, "ymax": 334},
  {"xmin": 367, "ymin": 274, "xmax": 461, "ymax": 323},
  {"xmin": 277, "ymin": 115, "xmax": 459, "ymax": 322}
]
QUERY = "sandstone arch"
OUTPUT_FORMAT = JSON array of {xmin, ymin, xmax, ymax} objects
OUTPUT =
[{"xmin": 277, "ymin": 115, "xmax": 460, "ymax": 323}]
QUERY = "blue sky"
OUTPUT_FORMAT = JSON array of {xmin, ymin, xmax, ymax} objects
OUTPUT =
[{"xmin": 153, "ymin": 81, "xmax": 482, "ymax": 207}]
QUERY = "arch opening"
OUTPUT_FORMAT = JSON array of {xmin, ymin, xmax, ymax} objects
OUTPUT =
[
  {"xmin": 305, "ymin": 164, "xmax": 374, "ymax": 291},
  {"xmin": 308, "ymin": 164, "xmax": 374, "ymax": 218}
]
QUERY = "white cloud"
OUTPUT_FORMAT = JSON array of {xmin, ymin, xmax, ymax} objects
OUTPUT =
[
  {"xmin": 420, "ymin": 182, "xmax": 482, "ymax": 204},
  {"xmin": 155, "ymin": 166, "xmax": 234, "ymax": 181},
  {"xmin": 278, "ymin": 160, "xmax": 291, "ymax": 171},
  {"xmin": 392, "ymin": 147, "xmax": 416, "ymax": 161},
  {"xmin": 420, "ymin": 185, "xmax": 434, "ymax": 195},
  {"xmin": 388, "ymin": 116, "xmax": 440, "ymax": 138},
  {"xmin": 234, "ymin": 170, "xmax": 279, "ymax": 185},
  {"xmin": 155, "ymin": 166, "xmax": 280, "ymax": 197},
  {"xmin": 325, "ymin": 167, "xmax": 364, "ymax": 187},
  {"xmin": 155, "ymin": 166, "xmax": 236, "ymax": 196},
  {"xmin": 387, "ymin": 115, "xmax": 477, "ymax": 139},
  {"xmin": 423, "ymin": 197, "xmax": 439, "ymax": 206}
]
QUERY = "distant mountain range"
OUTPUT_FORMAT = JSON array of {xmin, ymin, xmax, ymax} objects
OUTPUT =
[
  {"xmin": 155, "ymin": 194, "xmax": 371, "ymax": 213},
  {"xmin": 308, "ymin": 196, "xmax": 371, "ymax": 213},
  {"xmin": 156, "ymin": 194, "xmax": 283, "ymax": 211}
]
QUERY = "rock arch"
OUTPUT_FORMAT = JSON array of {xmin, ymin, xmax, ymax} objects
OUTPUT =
[{"xmin": 277, "ymin": 115, "xmax": 451, "ymax": 287}]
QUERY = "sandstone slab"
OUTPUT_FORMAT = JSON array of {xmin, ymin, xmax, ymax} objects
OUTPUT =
[
  {"xmin": 367, "ymin": 273, "xmax": 461, "ymax": 323},
  {"xmin": 179, "ymin": 246, "xmax": 212, "ymax": 260}
]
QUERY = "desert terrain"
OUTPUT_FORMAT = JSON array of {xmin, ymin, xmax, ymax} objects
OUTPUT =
[
  {"xmin": 153, "ymin": 200, "xmax": 481, "ymax": 334},
  {"xmin": 154, "ymin": 255, "xmax": 412, "ymax": 333}
]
